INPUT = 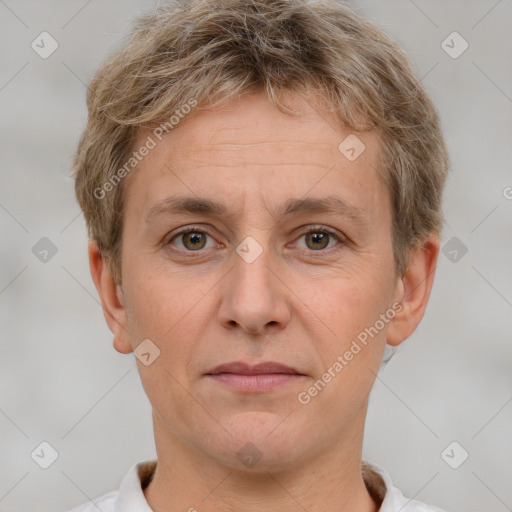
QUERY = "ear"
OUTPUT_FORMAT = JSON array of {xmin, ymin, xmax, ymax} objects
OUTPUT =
[
  {"xmin": 386, "ymin": 233, "xmax": 440, "ymax": 347},
  {"xmin": 88, "ymin": 240, "xmax": 133, "ymax": 354}
]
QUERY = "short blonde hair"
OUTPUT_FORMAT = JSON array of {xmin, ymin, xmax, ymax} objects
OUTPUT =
[{"xmin": 73, "ymin": 0, "xmax": 450, "ymax": 285}]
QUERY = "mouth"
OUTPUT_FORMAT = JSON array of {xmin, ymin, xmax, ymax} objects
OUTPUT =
[{"xmin": 205, "ymin": 361, "xmax": 307, "ymax": 393}]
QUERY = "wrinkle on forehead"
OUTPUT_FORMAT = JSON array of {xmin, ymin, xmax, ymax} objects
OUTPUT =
[{"xmin": 165, "ymin": 140, "xmax": 378, "ymax": 173}]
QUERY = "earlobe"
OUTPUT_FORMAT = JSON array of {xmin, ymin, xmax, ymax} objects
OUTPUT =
[
  {"xmin": 88, "ymin": 240, "xmax": 133, "ymax": 354},
  {"xmin": 386, "ymin": 234, "xmax": 440, "ymax": 347}
]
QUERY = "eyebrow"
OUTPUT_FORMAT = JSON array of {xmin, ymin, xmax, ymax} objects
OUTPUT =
[{"xmin": 144, "ymin": 195, "xmax": 369, "ymax": 226}]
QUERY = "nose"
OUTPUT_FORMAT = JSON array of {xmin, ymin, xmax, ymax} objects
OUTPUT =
[{"xmin": 217, "ymin": 243, "xmax": 292, "ymax": 336}]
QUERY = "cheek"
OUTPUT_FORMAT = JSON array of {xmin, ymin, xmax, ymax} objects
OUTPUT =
[
  {"xmin": 124, "ymin": 254, "xmax": 200, "ymax": 333},
  {"xmin": 295, "ymin": 266, "xmax": 391, "ymax": 398},
  {"xmin": 123, "ymin": 267, "xmax": 208, "ymax": 417},
  {"xmin": 123, "ymin": 258, "xmax": 218, "ymax": 381},
  {"xmin": 299, "ymin": 269, "xmax": 386, "ymax": 336},
  {"xmin": 296, "ymin": 278, "xmax": 388, "ymax": 424}
]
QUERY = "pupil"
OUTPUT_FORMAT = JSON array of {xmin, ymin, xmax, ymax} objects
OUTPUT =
[
  {"xmin": 308, "ymin": 232, "xmax": 328, "ymax": 250},
  {"xmin": 185, "ymin": 232, "xmax": 205, "ymax": 250}
]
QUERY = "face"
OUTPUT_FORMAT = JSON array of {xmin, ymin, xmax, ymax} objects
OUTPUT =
[{"xmin": 110, "ymin": 90, "xmax": 406, "ymax": 470}]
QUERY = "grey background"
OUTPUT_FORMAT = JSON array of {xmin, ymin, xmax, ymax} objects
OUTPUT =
[{"xmin": 1, "ymin": 1, "xmax": 511, "ymax": 511}]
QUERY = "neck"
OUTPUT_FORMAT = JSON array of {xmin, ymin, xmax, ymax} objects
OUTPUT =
[{"xmin": 143, "ymin": 411, "xmax": 380, "ymax": 512}]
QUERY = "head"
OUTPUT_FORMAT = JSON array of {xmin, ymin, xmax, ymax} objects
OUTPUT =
[{"xmin": 74, "ymin": 0, "xmax": 449, "ymax": 471}]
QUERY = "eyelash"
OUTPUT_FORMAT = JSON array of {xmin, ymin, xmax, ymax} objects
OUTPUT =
[{"xmin": 164, "ymin": 224, "xmax": 345, "ymax": 257}]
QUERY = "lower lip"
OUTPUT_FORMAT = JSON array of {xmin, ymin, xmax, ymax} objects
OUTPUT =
[{"xmin": 207, "ymin": 373, "xmax": 304, "ymax": 392}]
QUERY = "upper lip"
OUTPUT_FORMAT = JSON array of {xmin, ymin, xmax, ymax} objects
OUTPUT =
[{"xmin": 207, "ymin": 361, "xmax": 304, "ymax": 375}]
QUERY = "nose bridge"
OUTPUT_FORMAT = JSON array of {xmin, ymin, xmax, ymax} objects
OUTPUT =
[
  {"xmin": 218, "ymin": 235, "xmax": 290, "ymax": 333},
  {"xmin": 234, "ymin": 238, "xmax": 273, "ymax": 298}
]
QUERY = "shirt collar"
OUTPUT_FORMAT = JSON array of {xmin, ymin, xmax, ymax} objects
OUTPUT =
[
  {"xmin": 115, "ymin": 458, "xmax": 406, "ymax": 511},
  {"xmin": 115, "ymin": 460, "xmax": 156, "ymax": 512},
  {"xmin": 362, "ymin": 460, "xmax": 407, "ymax": 511}
]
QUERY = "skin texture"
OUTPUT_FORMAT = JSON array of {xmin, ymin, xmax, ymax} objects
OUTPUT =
[{"xmin": 89, "ymin": 90, "xmax": 439, "ymax": 512}]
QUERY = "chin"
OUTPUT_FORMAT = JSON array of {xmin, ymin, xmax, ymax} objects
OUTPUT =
[{"xmin": 203, "ymin": 411, "xmax": 311, "ymax": 472}]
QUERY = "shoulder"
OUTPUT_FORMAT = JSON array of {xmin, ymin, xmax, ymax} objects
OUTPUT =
[
  {"xmin": 397, "ymin": 501, "xmax": 447, "ymax": 512},
  {"xmin": 362, "ymin": 460, "xmax": 447, "ymax": 512},
  {"xmin": 63, "ymin": 459, "xmax": 157, "ymax": 512},
  {"xmin": 65, "ymin": 490, "xmax": 117, "ymax": 512}
]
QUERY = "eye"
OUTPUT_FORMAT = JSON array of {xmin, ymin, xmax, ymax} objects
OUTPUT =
[
  {"xmin": 165, "ymin": 225, "xmax": 344, "ymax": 255},
  {"xmin": 166, "ymin": 228, "xmax": 217, "ymax": 251},
  {"xmin": 295, "ymin": 226, "xmax": 343, "ymax": 252}
]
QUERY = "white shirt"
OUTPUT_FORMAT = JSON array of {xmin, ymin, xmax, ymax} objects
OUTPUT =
[{"xmin": 67, "ymin": 459, "xmax": 446, "ymax": 512}]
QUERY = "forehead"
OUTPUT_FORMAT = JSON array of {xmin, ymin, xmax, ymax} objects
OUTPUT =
[{"xmin": 125, "ymin": 90, "xmax": 388, "ymax": 223}]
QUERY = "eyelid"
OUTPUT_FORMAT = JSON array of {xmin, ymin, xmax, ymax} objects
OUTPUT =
[{"xmin": 295, "ymin": 224, "xmax": 344, "ymax": 239}]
